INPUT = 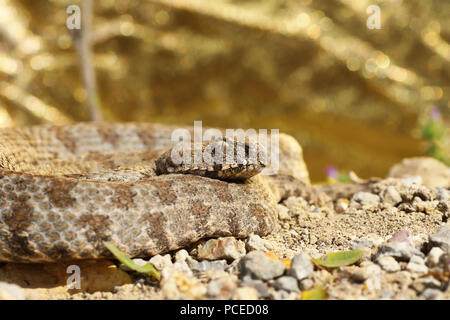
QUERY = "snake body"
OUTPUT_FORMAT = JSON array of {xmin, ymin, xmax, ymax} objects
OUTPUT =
[{"xmin": 0, "ymin": 122, "xmax": 311, "ymax": 263}]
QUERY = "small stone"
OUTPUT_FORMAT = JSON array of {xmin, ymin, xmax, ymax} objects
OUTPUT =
[
  {"xmin": 401, "ymin": 176, "xmax": 423, "ymax": 186},
  {"xmin": 245, "ymin": 233, "xmax": 266, "ymax": 252},
  {"xmin": 232, "ymin": 287, "xmax": 259, "ymax": 300},
  {"xmin": 420, "ymin": 288, "xmax": 443, "ymax": 300},
  {"xmin": 207, "ymin": 277, "xmax": 237, "ymax": 299},
  {"xmin": 271, "ymin": 290, "xmax": 296, "ymax": 300},
  {"xmin": 0, "ymin": 282, "xmax": 25, "ymax": 300},
  {"xmin": 287, "ymin": 252, "xmax": 314, "ymax": 280},
  {"xmin": 351, "ymin": 239, "xmax": 374, "ymax": 250},
  {"xmin": 429, "ymin": 225, "xmax": 450, "ymax": 252},
  {"xmin": 436, "ymin": 187, "xmax": 449, "ymax": 201},
  {"xmin": 351, "ymin": 264, "xmax": 381, "ymax": 282},
  {"xmin": 407, "ymin": 256, "xmax": 429, "ymax": 274},
  {"xmin": 382, "ymin": 186, "xmax": 402, "ymax": 206},
  {"xmin": 277, "ymin": 204, "xmax": 290, "ymax": 220},
  {"xmin": 174, "ymin": 249, "xmax": 190, "ymax": 262},
  {"xmin": 351, "ymin": 192, "xmax": 380, "ymax": 207},
  {"xmin": 240, "ymin": 277, "xmax": 270, "ymax": 298},
  {"xmin": 149, "ymin": 254, "xmax": 173, "ymax": 271},
  {"xmin": 387, "ymin": 230, "xmax": 412, "ymax": 246},
  {"xmin": 379, "ymin": 290, "xmax": 395, "ymax": 299},
  {"xmin": 335, "ymin": 198, "xmax": 349, "ymax": 214},
  {"xmin": 274, "ymin": 276, "xmax": 299, "ymax": 292},
  {"xmin": 426, "ymin": 247, "xmax": 445, "ymax": 267},
  {"xmin": 239, "ymin": 251, "xmax": 285, "ymax": 281},
  {"xmin": 411, "ymin": 276, "xmax": 441, "ymax": 293},
  {"xmin": 191, "ymin": 260, "xmax": 228, "ymax": 273},
  {"xmin": 376, "ymin": 255, "xmax": 401, "ymax": 272},
  {"xmin": 197, "ymin": 237, "xmax": 246, "ymax": 261},
  {"xmin": 160, "ymin": 262, "xmax": 206, "ymax": 299},
  {"xmin": 378, "ymin": 242, "xmax": 424, "ymax": 261},
  {"xmin": 299, "ymin": 278, "xmax": 314, "ymax": 291}
]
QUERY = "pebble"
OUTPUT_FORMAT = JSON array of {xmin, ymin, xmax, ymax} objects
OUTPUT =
[
  {"xmin": 160, "ymin": 262, "xmax": 206, "ymax": 299},
  {"xmin": 376, "ymin": 255, "xmax": 401, "ymax": 272},
  {"xmin": 420, "ymin": 288, "xmax": 443, "ymax": 300},
  {"xmin": 240, "ymin": 277, "xmax": 270, "ymax": 298},
  {"xmin": 407, "ymin": 256, "xmax": 429, "ymax": 274},
  {"xmin": 0, "ymin": 282, "xmax": 25, "ymax": 300},
  {"xmin": 232, "ymin": 287, "xmax": 259, "ymax": 300},
  {"xmin": 335, "ymin": 198, "xmax": 349, "ymax": 214},
  {"xmin": 277, "ymin": 204, "xmax": 290, "ymax": 220},
  {"xmin": 436, "ymin": 187, "xmax": 449, "ymax": 201},
  {"xmin": 351, "ymin": 264, "xmax": 381, "ymax": 282},
  {"xmin": 239, "ymin": 251, "xmax": 285, "ymax": 281},
  {"xmin": 207, "ymin": 277, "xmax": 237, "ymax": 299},
  {"xmin": 428, "ymin": 225, "xmax": 450, "ymax": 252},
  {"xmin": 149, "ymin": 254, "xmax": 173, "ymax": 271},
  {"xmin": 287, "ymin": 252, "xmax": 314, "ymax": 280},
  {"xmin": 426, "ymin": 247, "xmax": 445, "ymax": 267},
  {"xmin": 191, "ymin": 260, "xmax": 228, "ymax": 273},
  {"xmin": 197, "ymin": 237, "xmax": 246, "ymax": 261},
  {"xmin": 377, "ymin": 242, "xmax": 424, "ymax": 261},
  {"xmin": 274, "ymin": 276, "xmax": 299, "ymax": 292},
  {"xmin": 381, "ymin": 186, "xmax": 402, "ymax": 206},
  {"xmin": 174, "ymin": 249, "xmax": 190, "ymax": 262},
  {"xmin": 245, "ymin": 234, "xmax": 267, "ymax": 252},
  {"xmin": 351, "ymin": 192, "xmax": 380, "ymax": 207},
  {"xmin": 299, "ymin": 278, "xmax": 314, "ymax": 291}
]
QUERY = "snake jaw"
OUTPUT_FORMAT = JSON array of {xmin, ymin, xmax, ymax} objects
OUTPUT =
[{"xmin": 155, "ymin": 137, "xmax": 266, "ymax": 181}]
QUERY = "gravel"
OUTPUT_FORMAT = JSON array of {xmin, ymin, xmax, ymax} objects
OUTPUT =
[
  {"xmin": 287, "ymin": 252, "xmax": 314, "ymax": 280},
  {"xmin": 239, "ymin": 251, "xmax": 286, "ymax": 280},
  {"xmin": 429, "ymin": 225, "xmax": 450, "ymax": 252},
  {"xmin": 274, "ymin": 276, "xmax": 299, "ymax": 292}
]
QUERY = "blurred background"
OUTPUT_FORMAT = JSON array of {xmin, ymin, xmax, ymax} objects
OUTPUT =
[{"xmin": 0, "ymin": 0, "xmax": 448, "ymax": 181}]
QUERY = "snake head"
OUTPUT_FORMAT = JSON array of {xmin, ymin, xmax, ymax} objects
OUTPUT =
[{"xmin": 155, "ymin": 137, "xmax": 267, "ymax": 181}]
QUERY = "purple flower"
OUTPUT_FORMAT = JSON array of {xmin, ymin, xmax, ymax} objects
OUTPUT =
[
  {"xmin": 325, "ymin": 165, "xmax": 339, "ymax": 180},
  {"xmin": 430, "ymin": 106, "xmax": 441, "ymax": 121}
]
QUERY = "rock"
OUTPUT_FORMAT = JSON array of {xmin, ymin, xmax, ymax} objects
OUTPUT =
[
  {"xmin": 335, "ymin": 198, "xmax": 349, "ymax": 214},
  {"xmin": 351, "ymin": 264, "xmax": 381, "ymax": 282},
  {"xmin": 381, "ymin": 186, "xmax": 402, "ymax": 206},
  {"xmin": 274, "ymin": 276, "xmax": 299, "ymax": 292},
  {"xmin": 174, "ymin": 249, "xmax": 190, "ymax": 262},
  {"xmin": 401, "ymin": 176, "xmax": 423, "ymax": 186},
  {"xmin": 387, "ymin": 230, "xmax": 412, "ymax": 246},
  {"xmin": 407, "ymin": 256, "xmax": 429, "ymax": 274},
  {"xmin": 191, "ymin": 260, "xmax": 228, "ymax": 273},
  {"xmin": 388, "ymin": 157, "xmax": 450, "ymax": 188},
  {"xmin": 277, "ymin": 204, "xmax": 290, "ymax": 220},
  {"xmin": 239, "ymin": 251, "xmax": 285, "ymax": 280},
  {"xmin": 160, "ymin": 262, "xmax": 206, "ymax": 299},
  {"xmin": 378, "ymin": 242, "xmax": 424, "ymax": 261},
  {"xmin": 376, "ymin": 255, "xmax": 401, "ymax": 272},
  {"xmin": 429, "ymin": 225, "xmax": 450, "ymax": 252},
  {"xmin": 240, "ymin": 277, "xmax": 270, "ymax": 298},
  {"xmin": 436, "ymin": 187, "xmax": 449, "ymax": 201},
  {"xmin": 149, "ymin": 254, "xmax": 173, "ymax": 271},
  {"xmin": 207, "ymin": 277, "xmax": 237, "ymax": 299},
  {"xmin": 420, "ymin": 288, "xmax": 443, "ymax": 300},
  {"xmin": 197, "ymin": 237, "xmax": 246, "ymax": 261},
  {"xmin": 287, "ymin": 252, "xmax": 314, "ymax": 280},
  {"xmin": 231, "ymin": 287, "xmax": 259, "ymax": 300},
  {"xmin": 0, "ymin": 282, "xmax": 25, "ymax": 300},
  {"xmin": 410, "ymin": 276, "xmax": 441, "ymax": 293},
  {"xmin": 426, "ymin": 247, "xmax": 445, "ymax": 267},
  {"xmin": 245, "ymin": 233, "xmax": 267, "ymax": 252},
  {"xmin": 351, "ymin": 192, "xmax": 380, "ymax": 207},
  {"xmin": 299, "ymin": 278, "xmax": 314, "ymax": 291}
]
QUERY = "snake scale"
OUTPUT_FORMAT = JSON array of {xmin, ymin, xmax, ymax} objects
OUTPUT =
[{"xmin": 0, "ymin": 122, "xmax": 364, "ymax": 263}]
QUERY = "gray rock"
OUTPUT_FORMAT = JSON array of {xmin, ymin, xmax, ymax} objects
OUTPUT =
[
  {"xmin": 426, "ymin": 247, "xmax": 445, "ymax": 267},
  {"xmin": 192, "ymin": 260, "xmax": 228, "ymax": 273},
  {"xmin": 436, "ymin": 187, "xmax": 449, "ymax": 201},
  {"xmin": 299, "ymin": 278, "xmax": 314, "ymax": 291},
  {"xmin": 379, "ymin": 290, "xmax": 395, "ymax": 299},
  {"xmin": 351, "ymin": 192, "xmax": 380, "ymax": 207},
  {"xmin": 420, "ymin": 288, "xmax": 443, "ymax": 300},
  {"xmin": 207, "ymin": 277, "xmax": 236, "ymax": 299},
  {"xmin": 382, "ymin": 186, "xmax": 402, "ymax": 206},
  {"xmin": 376, "ymin": 255, "xmax": 401, "ymax": 272},
  {"xmin": 241, "ymin": 277, "xmax": 271, "ymax": 298},
  {"xmin": 271, "ymin": 290, "xmax": 293, "ymax": 300},
  {"xmin": 287, "ymin": 252, "xmax": 314, "ymax": 280},
  {"xmin": 378, "ymin": 242, "xmax": 424, "ymax": 261},
  {"xmin": 429, "ymin": 225, "xmax": 450, "ymax": 252},
  {"xmin": 274, "ymin": 276, "xmax": 299, "ymax": 292},
  {"xmin": 149, "ymin": 254, "xmax": 172, "ymax": 271},
  {"xmin": 239, "ymin": 251, "xmax": 285, "ymax": 281}
]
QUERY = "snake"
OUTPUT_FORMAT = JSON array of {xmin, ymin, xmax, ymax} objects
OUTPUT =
[{"xmin": 0, "ymin": 122, "xmax": 364, "ymax": 263}]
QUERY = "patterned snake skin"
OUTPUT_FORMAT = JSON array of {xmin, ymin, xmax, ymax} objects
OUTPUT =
[{"xmin": 0, "ymin": 122, "xmax": 311, "ymax": 263}]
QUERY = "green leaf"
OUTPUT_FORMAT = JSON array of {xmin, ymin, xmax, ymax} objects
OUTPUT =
[
  {"xmin": 103, "ymin": 241, "xmax": 160, "ymax": 281},
  {"xmin": 312, "ymin": 249, "xmax": 365, "ymax": 268},
  {"xmin": 301, "ymin": 286, "xmax": 328, "ymax": 300}
]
